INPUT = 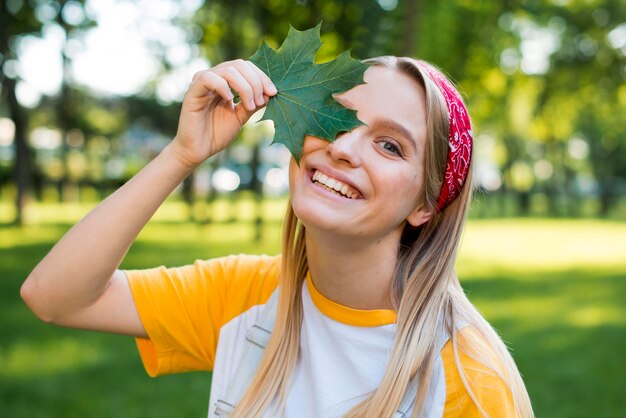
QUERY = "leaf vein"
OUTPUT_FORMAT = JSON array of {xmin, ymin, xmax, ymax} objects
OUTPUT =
[
  {"xmin": 279, "ymin": 66, "xmax": 362, "ymax": 92},
  {"xmin": 276, "ymin": 37, "xmax": 318, "ymax": 87},
  {"xmin": 280, "ymin": 95, "xmax": 347, "ymax": 124}
]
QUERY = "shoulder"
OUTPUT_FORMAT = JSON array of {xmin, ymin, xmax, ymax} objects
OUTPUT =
[
  {"xmin": 180, "ymin": 253, "xmax": 280, "ymax": 275},
  {"xmin": 123, "ymin": 253, "xmax": 280, "ymax": 329},
  {"xmin": 124, "ymin": 253, "xmax": 280, "ymax": 295},
  {"xmin": 210, "ymin": 254, "xmax": 281, "ymax": 325},
  {"xmin": 219, "ymin": 253, "xmax": 281, "ymax": 284},
  {"xmin": 440, "ymin": 326, "xmax": 516, "ymax": 418},
  {"xmin": 210, "ymin": 253, "xmax": 281, "ymax": 295}
]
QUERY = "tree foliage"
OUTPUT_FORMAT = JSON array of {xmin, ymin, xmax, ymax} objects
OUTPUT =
[{"xmin": 2, "ymin": 0, "xmax": 625, "ymax": 219}]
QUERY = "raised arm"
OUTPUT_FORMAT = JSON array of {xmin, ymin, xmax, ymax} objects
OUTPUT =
[{"xmin": 20, "ymin": 60, "xmax": 277, "ymax": 337}]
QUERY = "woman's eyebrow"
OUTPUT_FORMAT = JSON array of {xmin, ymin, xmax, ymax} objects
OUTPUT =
[{"xmin": 370, "ymin": 118, "xmax": 417, "ymax": 151}]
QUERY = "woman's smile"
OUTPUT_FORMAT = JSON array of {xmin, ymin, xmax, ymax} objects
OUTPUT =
[
  {"xmin": 311, "ymin": 170, "xmax": 361, "ymax": 199},
  {"xmin": 308, "ymin": 166, "xmax": 365, "ymax": 201}
]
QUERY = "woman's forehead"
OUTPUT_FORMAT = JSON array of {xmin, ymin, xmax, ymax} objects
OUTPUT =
[
  {"xmin": 337, "ymin": 66, "xmax": 423, "ymax": 106},
  {"xmin": 335, "ymin": 66, "xmax": 427, "ymax": 140}
]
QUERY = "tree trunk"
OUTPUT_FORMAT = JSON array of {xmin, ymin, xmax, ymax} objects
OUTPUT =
[
  {"xmin": 517, "ymin": 191, "xmax": 530, "ymax": 216},
  {"xmin": 545, "ymin": 180, "xmax": 558, "ymax": 216},
  {"xmin": 251, "ymin": 142, "xmax": 262, "ymax": 242},
  {"xmin": 598, "ymin": 183, "xmax": 612, "ymax": 218},
  {"xmin": 58, "ymin": 70, "xmax": 72, "ymax": 202},
  {"xmin": 401, "ymin": 0, "xmax": 421, "ymax": 55},
  {"xmin": 182, "ymin": 174, "xmax": 195, "ymax": 221},
  {"xmin": 6, "ymin": 76, "xmax": 32, "ymax": 226}
]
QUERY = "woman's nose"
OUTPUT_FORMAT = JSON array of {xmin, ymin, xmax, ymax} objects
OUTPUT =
[{"xmin": 326, "ymin": 130, "xmax": 363, "ymax": 167}]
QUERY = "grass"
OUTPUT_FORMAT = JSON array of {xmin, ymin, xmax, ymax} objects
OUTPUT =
[
  {"xmin": 1, "ymin": 199, "xmax": 625, "ymax": 417},
  {"xmin": 458, "ymin": 219, "xmax": 626, "ymax": 417}
]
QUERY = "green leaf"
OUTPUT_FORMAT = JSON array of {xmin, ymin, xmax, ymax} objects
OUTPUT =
[{"xmin": 249, "ymin": 23, "xmax": 370, "ymax": 162}]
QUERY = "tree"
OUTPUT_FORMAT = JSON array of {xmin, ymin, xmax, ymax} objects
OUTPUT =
[
  {"xmin": 51, "ymin": 0, "xmax": 94, "ymax": 201},
  {"xmin": 0, "ymin": 1, "xmax": 43, "ymax": 225}
]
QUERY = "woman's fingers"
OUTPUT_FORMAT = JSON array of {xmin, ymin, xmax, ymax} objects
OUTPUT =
[
  {"xmin": 211, "ymin": 60, "xmax": 273, "ymax": 110},
  {"xmin": 228, "ymin": 59, "xmax": 266, "ymax": 107},
  {"xmin": 221, "ymin": 59, "xmax": 278, "ymax": 102},
  {"xmin": 188, "ymin": 70, "xmax": 233, "ymax": 103},
  {"xmin": 246, "ymin": 61, "xmax": 278, "ymax": 97},
  {"xmin": 187, "ymin": 60, "xmax": 277, "ymax": 113},
  {"xmin": 216, "ymin": 70, "xmax": 256, "ymax": 110}
]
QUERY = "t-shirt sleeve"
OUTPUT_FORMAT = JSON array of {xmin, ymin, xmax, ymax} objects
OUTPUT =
[
  {"xmin": 122, "ymin": 254, "xmax": 280, "ymax": 377},
  {"xmin": 441, "ymin": 327, "xmax": 516, "ymax": 417}
]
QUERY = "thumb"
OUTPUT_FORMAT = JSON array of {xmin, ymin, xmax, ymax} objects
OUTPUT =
[
  {"xmin": 234, "ymin": 101, "xmax": 260, "ymax": 128},
  {"xmin": 234, "ymin": 94, "xmax": 272, "ymax": 127}
]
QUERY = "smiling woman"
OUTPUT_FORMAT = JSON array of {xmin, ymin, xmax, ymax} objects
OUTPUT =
[
  {"xmin": 21, "ymin": 54, "xmax": 533, "ymax": 418},
  {"xmin": 289, "ymin": 66, "xmax": 431, "ymax": 248}
]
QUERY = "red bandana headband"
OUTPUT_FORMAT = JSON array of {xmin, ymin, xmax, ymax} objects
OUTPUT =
[{"xmin": 416, "ymin": 61, "xmax": 473, "ymax": 213}]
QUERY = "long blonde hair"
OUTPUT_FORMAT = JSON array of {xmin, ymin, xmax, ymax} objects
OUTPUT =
[{"xmin": 231, "ymin": 56, "xmax": 534, "ymax": 418}]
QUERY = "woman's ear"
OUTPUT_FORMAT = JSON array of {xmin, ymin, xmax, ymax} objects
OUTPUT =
[{"xmin": 406, "ymin": 205, "xmax": 433, "ymax": 228}]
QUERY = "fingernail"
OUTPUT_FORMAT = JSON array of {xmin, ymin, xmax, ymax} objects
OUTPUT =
[
  {"xmin": 248, "ymin": 99, "xmax": 256, "ymax": 110},
  {"xmin": 269, "ymin": 84, "xmax": 277, "ymax": 94}
]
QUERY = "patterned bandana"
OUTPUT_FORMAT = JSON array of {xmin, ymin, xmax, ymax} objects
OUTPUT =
[{"xmin": 416, "ymin": 61, "xmax": 473, "ymax": 213}]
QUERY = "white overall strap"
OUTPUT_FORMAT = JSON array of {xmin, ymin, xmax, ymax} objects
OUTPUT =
[
  {"xmin": 392, "ymin": 333, "xmax": 448, "ymax": 418},
  {"xmin": 394, "ymin": 376, "xmax": 420, "ymax": 418},
  {"xmin": 214, "ymin": 289, "xmax": 280, "ymax": 417},
  {"xmin": 393, "ymin": 317, "xmax": 471, "ymax": 418}
]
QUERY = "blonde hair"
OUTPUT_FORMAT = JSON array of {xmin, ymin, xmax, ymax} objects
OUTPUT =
[{"xmin": 231, "ymin": 57, "xmax": 534, "ymax": 418}]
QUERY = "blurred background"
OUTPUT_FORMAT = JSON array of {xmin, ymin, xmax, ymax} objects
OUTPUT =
[{"xmin": 1, "ymin": 0, "xmax": 625, "ymax": 417}]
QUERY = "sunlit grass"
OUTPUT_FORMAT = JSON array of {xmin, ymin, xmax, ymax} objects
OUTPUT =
[
  {"xmin": 1, "ymin": 203, "xmax": 625, "ymax": 417},
  {"xmin": 459, "ymin": 218, "xmax": 626, "ymax": 273},
  {"xmin": 0, "ymin": 337, "xmax": 104, "ymax": 378},
  {"xmin": 0, "ymin": 192, "xmax": 288, "ymax": 226}
]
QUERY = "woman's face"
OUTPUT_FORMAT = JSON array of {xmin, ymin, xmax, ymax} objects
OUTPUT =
[{"xmin": 289, "ymin": 65, "xmax": 432, "ymax": 243}]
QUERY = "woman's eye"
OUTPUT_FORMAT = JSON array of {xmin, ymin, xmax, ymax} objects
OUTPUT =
[{"xmin": 378, "ymin": 139, "xmax": 402, "ymax": 156}]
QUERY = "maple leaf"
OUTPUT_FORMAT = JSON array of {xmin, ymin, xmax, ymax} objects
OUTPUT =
[{"xmin": 249, "ymin": 23, "xmax": 370, "ymax": 162}]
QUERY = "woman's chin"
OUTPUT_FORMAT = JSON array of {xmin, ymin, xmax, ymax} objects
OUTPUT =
[{"xmin": 292, "ymin": 202, "xmax": 351, "ymax": 236}]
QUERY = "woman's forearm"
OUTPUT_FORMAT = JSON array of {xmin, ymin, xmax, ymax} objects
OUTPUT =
[
  {"xmin": 21, "ymin": 142, "xmax": 195, "ymax": 322},
  {"xmin": 21, "ymin": 59, "xmax": 275, "ymax": 328}
]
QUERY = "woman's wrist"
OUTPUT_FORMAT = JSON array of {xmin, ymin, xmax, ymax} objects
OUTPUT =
[{"xmin": 161, "ymin": 140, "xmax": 204, "ymax": 174}]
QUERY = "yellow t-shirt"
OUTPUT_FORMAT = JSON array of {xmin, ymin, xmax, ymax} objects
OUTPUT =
[{"xmin": 124, "ymin": 254, "xmax": 515, "ymax": 417}]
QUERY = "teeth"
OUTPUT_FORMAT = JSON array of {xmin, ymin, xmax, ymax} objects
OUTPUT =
[{"xmin": 312, "ymin": 170, "xmax": 357, "ymax": 199}]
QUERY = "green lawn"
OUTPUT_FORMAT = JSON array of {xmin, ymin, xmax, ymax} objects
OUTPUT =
[{"xmin": 1, "ymin": 200, "xmax": 625, "ymax": 417}]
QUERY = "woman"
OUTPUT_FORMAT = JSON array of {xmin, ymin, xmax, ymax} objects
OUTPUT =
[{"xmin": 21, "ymin": 56, "xmax": 534, "ymax": 417}]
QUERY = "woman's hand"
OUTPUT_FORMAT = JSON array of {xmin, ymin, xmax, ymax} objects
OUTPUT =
[{"xmin": 170, "ymin": 59, "xmax": 277, "ymax": 169}]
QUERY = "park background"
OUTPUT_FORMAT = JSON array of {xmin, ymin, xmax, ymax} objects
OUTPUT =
[{"xmin": 1, "ymin": 0, "xmax": 625, "ymax": 417}]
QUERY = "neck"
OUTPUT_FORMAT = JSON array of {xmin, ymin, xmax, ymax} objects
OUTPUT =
[{"xmin": 304, "ymin": 230, "xmax": 401, "ymax": 311}]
